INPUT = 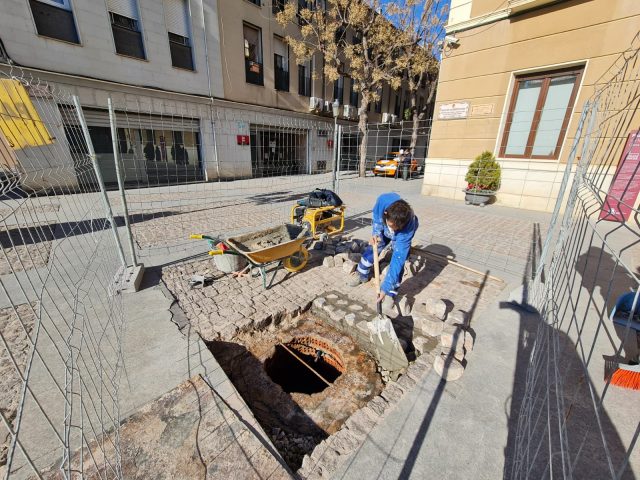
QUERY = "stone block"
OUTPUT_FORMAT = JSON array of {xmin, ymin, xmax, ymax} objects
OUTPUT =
[
  {"xmin": 412, "ymin": 335, "xmax": 435, "ymax": 355},
  {"xmin": 322, "ymin": 256, "xmax": 335, "ymax": 268},
  {"xmin": 334, "ymin": 255, "xmax": 345, "ymax": 266},
  {"xmin": 464, "ymin": 332, "xmax": 475, "ymax": 352},
  {"xmin": 434, "ymin": 354, "xmax": 464, "ymax": 381},
  {"xmin": 424, "ymin": 298, "xmax": 447, "ymax": 320},
  {"xmin": 330, "ymin": 308, "xmax": 346, "ymax": 322},
  {"xmin": 342, "ymin": 260, "xmax": 357, "ymax": 274},
  {"xmin": 440, "ymin": 326, "xmax": 465, "ymax": 353},
  {"xmin": 396, "ymin": 373, "xmax": 417, "ymax": 391},
  {"xmin": 348, "ymin": 252, "xmax": 362, "ymax": 263},
  {"xmin": 367, "ymin": 395, "xmax": 388, "ymax": 417},
  {"xmin": 445, "ymin": 310, "xmax": 468, "ymax": 327},
  {"xmin": 397, "ymin": 296, "xmax": 412, "ymax": 316},
  {"xmin": 414, "ymin": 315, "xmax": 444, "ymax": 337},
  {"xmin": 344, "ymin": 313, "xmax": 356, "ymax": 326},
  {"xmin": 380, "ymin": 383, "xmax": 404, "ymax": 404}
]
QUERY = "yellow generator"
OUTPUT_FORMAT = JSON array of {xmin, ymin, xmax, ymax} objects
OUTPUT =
[{"xmin": 291, "ymin": 189, "xmax": 345, "ymax": 239}]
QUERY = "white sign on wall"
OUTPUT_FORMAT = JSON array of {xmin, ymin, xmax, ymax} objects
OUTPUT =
[{"xmin": 438, "ymin": 102, "xmax": 469, "ymax": 120}]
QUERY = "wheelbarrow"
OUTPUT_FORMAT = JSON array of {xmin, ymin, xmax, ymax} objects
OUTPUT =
[{"xmin": 190, "ymin": 223, "xmax": 310, "ymax": 289}]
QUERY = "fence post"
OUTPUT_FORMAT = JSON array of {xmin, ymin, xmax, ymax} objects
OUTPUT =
[
  {"xmin": 108, "ymin": 97, "xmax": 138, "ymax": 268},
  {"xmin": 72, "ymin": 95, "xmax": 127, "ymax": 269},
  {"xmin": 333, "ymin": 124, "xmax": 342, "ymax": 193}
]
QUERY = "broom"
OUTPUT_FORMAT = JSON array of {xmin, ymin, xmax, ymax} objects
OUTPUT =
[{"xmin": 606, "ymin": 292, "xmax": 640, "ymax": 390}]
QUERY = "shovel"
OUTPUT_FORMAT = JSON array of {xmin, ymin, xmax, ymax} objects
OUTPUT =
[{"xmin": 369, "ymin": 238, "xmax": 400, "ymax": 347}]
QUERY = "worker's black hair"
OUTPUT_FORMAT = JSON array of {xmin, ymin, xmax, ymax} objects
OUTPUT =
[{"xmin": 384, "ymin": 200, "xmax": 413, "ymax": 230}]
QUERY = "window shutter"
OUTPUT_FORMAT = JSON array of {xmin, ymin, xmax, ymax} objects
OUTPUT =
[
  {"xmin": 164, "ymin": 0, "xmax": 190, "ymax": 38},
  {"xmin": 106, "ymin": 0, "xmax": 138, "ymax": 19}
]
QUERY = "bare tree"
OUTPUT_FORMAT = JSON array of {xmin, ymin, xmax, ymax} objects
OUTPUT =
[
  {"xmin": 277, "ymin": 0, "xmax": 415, "ymax": 177},
  {"xmin": 390, "ymin": 0, "xmax": 449, "ymax": 156}
]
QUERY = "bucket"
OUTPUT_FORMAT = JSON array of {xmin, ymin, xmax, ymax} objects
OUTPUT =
[{"xmin": 214, "ymin": 253, "xmax": 247, "ymax": 273}]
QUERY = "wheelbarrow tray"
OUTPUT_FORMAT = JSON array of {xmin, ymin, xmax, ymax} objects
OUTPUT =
[{"xmin": 226, "ymin": 224, "xmax": 306, "ymax": 265}]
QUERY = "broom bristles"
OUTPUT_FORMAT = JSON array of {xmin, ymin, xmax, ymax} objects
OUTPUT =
[{"xmin": 610, "ymin": 368, "xmax": 640, "ymax": 390}]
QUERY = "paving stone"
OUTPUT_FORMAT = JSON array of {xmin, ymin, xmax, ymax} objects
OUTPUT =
[
  {"xmin": 327, "ymin": 428, "xmax": 360, "ymax": 455},
  {"xmin": 344, "ymin": 408, "xmax": 377, "ymax": 438},
  {"xmin": 396, "ymin": 374, "xmax": 417, "ymax": 391},
  {"xmin": 344, "ymin": 313, "xmax": 356, "ymax": 326},
  {"xmin": 380, "ymin": 383, "xmax": 404, "ymax": 404},
  {"xmin": 329, "ymin": 308, "xmax": 347, "ymax": 322},
  {"xmin": 414, "ymin": 315, "xmax": 444, "ymax": 337},
  {"xmin": 445, "ymin": 310, "xmax": 468, "ymax": 327},
  {"xmin": 424, "ymin": 297, "xmax": 447, "ymax": 319},
  {"xmin": 367, "ymin": 395, "xmax": 389, "ymax": 417},
  {"xmin": 434, "ymin": 354, "xmax": 465, "ymax": 381},
  {"xmin": 348, "ymin": 304, "xmax": 363, "ymax": 311},
  {"xmin": 342, "ymin": 260, "xmax": 357, "ymax": 274},
  {"xmin": 464, "ymin": 332, "xmax": 475, "ymax": 352},
  {"xmin": 322, "ymin": 256, "xmax": 335, "ymax": 268}
]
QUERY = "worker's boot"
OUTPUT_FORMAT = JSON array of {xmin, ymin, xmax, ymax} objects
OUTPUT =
[{"xmin": 347, "ymin": 271, "xmax": 369, "ymax": 287}]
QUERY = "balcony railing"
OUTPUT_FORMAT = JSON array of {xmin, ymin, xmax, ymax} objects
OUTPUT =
[{"xmin": 245, "ymin": 59, "xmax": 264, "ymax": 86}]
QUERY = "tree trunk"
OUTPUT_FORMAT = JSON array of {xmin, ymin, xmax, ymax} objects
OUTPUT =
[
  {"xmin": 358, "ymin": 99, "xmax": 369, "ymax": 177},
  {"xmin": 410, "ymin": 92, "xmax": 419, "ymax": 155}
]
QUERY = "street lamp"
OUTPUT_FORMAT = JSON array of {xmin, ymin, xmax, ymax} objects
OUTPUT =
[{"xmin": 332, "ymin": 99, "xmax": 341, "ymax": 191}]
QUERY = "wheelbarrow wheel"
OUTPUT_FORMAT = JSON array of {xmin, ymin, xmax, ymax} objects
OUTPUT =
[{"xmin": 284, "ymin": 246, "xmax": 309, "ymax": 272}]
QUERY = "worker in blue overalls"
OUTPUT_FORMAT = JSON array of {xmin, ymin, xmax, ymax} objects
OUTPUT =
[{"xmin": 347, "ymin": 192, "xmax": 419, "ymax": 310}]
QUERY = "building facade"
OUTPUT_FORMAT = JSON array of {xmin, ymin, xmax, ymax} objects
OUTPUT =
[
  {"xmin": 423, "ymin": 0, "xmax": 640, "ymax": 211},
  {"xmin": 0, "ymin": 0, "xmax": 423, "ymax": 190}
]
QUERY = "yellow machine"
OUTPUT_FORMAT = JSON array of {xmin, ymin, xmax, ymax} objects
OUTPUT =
[{"xmin": 290, "ymin": 203, "xmax": 345, "ymax": 239}]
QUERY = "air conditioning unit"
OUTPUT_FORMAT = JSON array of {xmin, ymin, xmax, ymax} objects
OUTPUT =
[
  {"xmin": 309, "ymin": 97, "xmax": 322, "ymax": 112},
  {"xmin": 343, "ymin": 105, "xmax": 355, "ymax": 119},
  {"xmin": 390, "ymin": 114, "xmax": 398, "ymax": 123},
  {"xmin": 382, "ymin": 113, "xmax": 391, "ymax": 123}
]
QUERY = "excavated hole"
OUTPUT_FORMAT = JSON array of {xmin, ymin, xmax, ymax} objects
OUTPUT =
[
  {"xmin": 206, "ymin": 314, "xmax": 382, "ymax": 471},
  {"xmin": 265, "ymin": 337, "xmax": 345, "ymax": 394}
]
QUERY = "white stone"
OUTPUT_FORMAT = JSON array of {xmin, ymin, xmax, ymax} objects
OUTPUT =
[
  {"xmin": 334, "ymin": 255, "xmax": 345, "ymax": 266},
  {"xmin": 312, "ymin": 297, "xmax": 326, "ymax": 309},
  {"xmin": 434, "ymin": 354, "xmax": 465, "ymax": 381},
  {"xmin": 424, "ymin": 297, "xmax": 447, "ymax": 320},
  {"xmin": 323, "ymin": 256, "xmax": 335, "ymax": 268},
  {"xmin": 348, "ymin": 304, "xmax": 363, "ymax": 311},
  {"xmin": 343, "ymin": 260, "xmax": 357, "ymax": 274},
  {"xmin": 344, "ymin": 313, "xmax": 356, "ymax": 326},
  {"xmin": 464, "ymin": 332, "xmax": 474, "ymax": 352},
  {"xmin": 441, "ymin": 326, "xmax": 465, "ymax": 353},
  {"xmin": 445, "ymin": 310, "xmax": 467, "ymax": 327}
]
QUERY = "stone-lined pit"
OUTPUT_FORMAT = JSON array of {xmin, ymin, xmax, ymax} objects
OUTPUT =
[
  {"xmin": 265, "ymin": 337, "xmax": 345, "ymax": 394},
  {"xmin": 207, "ymin": 314, "xmax": 382, "ymax": 471}
]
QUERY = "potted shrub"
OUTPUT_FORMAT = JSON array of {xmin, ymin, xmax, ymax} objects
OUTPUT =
[{"xmin": 464, "ymin": 151, "xmax": 501, "ymax": 206}]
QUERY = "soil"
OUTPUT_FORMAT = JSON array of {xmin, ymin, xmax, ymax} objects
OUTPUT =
[{"xmin": 207, "ymin": 314, "xmax": 382, "ymax": 471}]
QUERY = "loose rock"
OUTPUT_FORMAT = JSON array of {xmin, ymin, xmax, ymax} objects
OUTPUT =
[
  {"xmin": 344, "ymin": 313, "xmax": 356, "ymax": 326},
  {"xmin": 445, "ymin": 310, "xmax": 468, "ymax": 327},
  {"xmin": 342, "ymin": 260, "xmax": 357, "ymax": 274},
  {"xmin": 322, "ymin": 256, "xmax": 335, "ymax": 268}
]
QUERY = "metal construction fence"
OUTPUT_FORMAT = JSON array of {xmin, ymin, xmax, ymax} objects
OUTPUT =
[
  {"xmin": 509, "ymin": 34, "xmax": 640, "ymax": 479},
  {"xmin": 0, "ymin": 70, "xmax": 126, "ymax": 477},
  {"xmin": 0, "ymin": 33, "xmax": 639, "ymax": 478}
]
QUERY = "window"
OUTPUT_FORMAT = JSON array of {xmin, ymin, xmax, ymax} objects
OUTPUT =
[
  {"xmin": 29, "ymin": 0, "xmax": 79, "ymax": 44},
  {"xmin": 248, "ymin": 0, "xmax": 261, "ymax": 5},
  {"xmin": 164, "ymin": 0, "xmax": 194, "ymax": 70},
  {"xmin": 501, "ymin": 67, "xmax": 583, "ymax": 159},
  {"xmin": 272, "ymin": 0, "xmax": 285, "ymax": 14},
  {"xmin": 349, "ymin": 78, "xmax": 359, "ymax": 107},
  {"xmin": 334, "ymin": 26, "xmax": 346, "ymax": 45},
  {"xmin": 297, "ymin": 0, "xmax": 314, "ymax": 23},
  {"xmin": 298, "ymin": 59, "xmax": 312, "ymax": 96},
  {"xmin": 244, "ymin": 24, "xmax": 263, "ymax": 86},
  {"xmin": 394, "ymin": 92, "xmax": 402, "ymax": 116},
  {"xmin": 274, "ymin": 36, "xmax": 289, "ymax": 92},
  {"xmin": 333, "ymin": 75, "xmax": 344, "ymax": 104},
  {"xmin": 108, "ymin": 0, "xmax": 145, "ymax": 59}
]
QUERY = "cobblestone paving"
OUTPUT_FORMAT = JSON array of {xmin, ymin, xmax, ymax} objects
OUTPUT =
[{"xmin": 161, "ymin": 241, "xmax": 505, "ymax": 345}]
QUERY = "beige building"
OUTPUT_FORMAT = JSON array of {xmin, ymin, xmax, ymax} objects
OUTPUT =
[
  {"xmin": 0, "ymin": 0, "xmax": 421, "ymax": 189},
  {"xmin": 423, "ymin": 0, "xmax": 640, "ymax": 211}
]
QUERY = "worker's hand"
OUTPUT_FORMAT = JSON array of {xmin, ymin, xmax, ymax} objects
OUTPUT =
[
  {"xmin": 376, "ymin": 292, "xmax": 386, "ymax": 303},
  {"xmin": 370, "ymin": 235, "xmax": 381, "ymax": 246}
]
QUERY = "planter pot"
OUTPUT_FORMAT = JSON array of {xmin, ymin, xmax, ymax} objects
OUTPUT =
[{"xmin": 464, "ymin": 190, "xmax": 495, "ymax": 206}]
